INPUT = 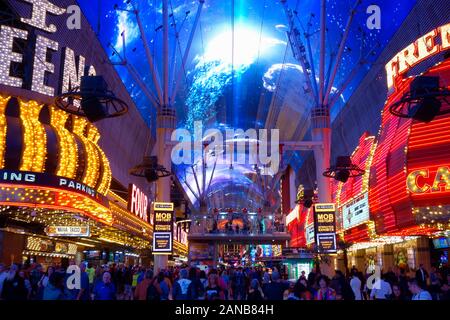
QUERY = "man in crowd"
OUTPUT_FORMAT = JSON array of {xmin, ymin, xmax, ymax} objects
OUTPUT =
[
  {"xmin": 263, "ymin": 271, "xmax": 289, "ymax": 300},
  {"xmin": 172, "ymin": 268, "xmax": 194, "ymax": 300},
  {"xmin": 370, "ymin": 274, "xmax": 392, "ymax": 300},
  {"xmin": 415, "ymin": 264, "xmax": 429, "ymax": 289},
  {"xmin": 409, "ymin": 278, "xmax": 432, "ymax": 300},
  {"xmin": 93, "ymin": 271, "xmax": 116, "ymax": 300}
]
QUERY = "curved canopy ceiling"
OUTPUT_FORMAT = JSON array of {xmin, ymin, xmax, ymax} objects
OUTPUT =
[{"xmin": 79, "ymin": 0, "xmax": 417, "ymax": 210}]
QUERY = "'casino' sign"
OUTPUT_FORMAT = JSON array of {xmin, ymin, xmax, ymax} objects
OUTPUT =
[{"xmin": 407, "ymin": 166, "xmax": 450, "ymax": 194}]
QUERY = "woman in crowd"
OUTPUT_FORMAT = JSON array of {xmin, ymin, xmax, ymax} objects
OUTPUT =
[
  {"xmin": 204, "ymin": 273, "xmax": 224, "ymax": 300},
  {"xmin": 391, "ymin": 283, "xmax": 408, "ymax": 301},
  {"xmin": 247, "ymin": 278, "xmax": 265, "ymax": 300},
  {"xmin": 314, "ymin": 275, "xmax": 336, "ymax": 301}
]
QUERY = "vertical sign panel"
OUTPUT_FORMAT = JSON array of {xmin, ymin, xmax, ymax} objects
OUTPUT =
[
  {"xmin": 152, "ymin": 202, "xmax": 174, "ymax": 255},
  {"xmin": 313, "ymin": 203, "xmax": 337, "ymax": 253}
]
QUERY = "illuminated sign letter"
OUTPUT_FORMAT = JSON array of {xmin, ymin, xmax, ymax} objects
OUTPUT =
[
  {"xmin": 19, "ymin": 0, "xmax": 66, "ymax": 33},
  {"xmin": 441, "ymin": 22, "xmax": 450, "ymax": 50},
  {"xmin": 431, "ymin": 166, "xmax": 450, "ymax": 192},
  {"xmin": 0, "ymin": 26, "xmax": 28, "ymax": 87},
  {"xmin": 407, "ymin": 170, "xmax": 430, "ymax": 193},
  {"xmin": 31, "ymin": 35, "xmax": 58, "ymax": 96},
  {"xmin": 61, "ymin": 47, "xmax": 85, "ymax": 97}
]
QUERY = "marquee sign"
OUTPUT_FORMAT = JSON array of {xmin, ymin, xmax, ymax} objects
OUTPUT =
[
  {"xmin": 313, "ymin": 203, "xmax": 337, "ymax": 253},
  {"xmin": 0, "ymin": 169, "xmax": 109, "ymax": 207},
  {"xmin": 385, "ymin": 22, "xmax": 450, "ymax": 89},
  {"xmin": 152, "ymin": 202, "xmax": 174, "ymax": 255},
  {"xmin": 341, "ymin": 192, "xmax": 370, "ymax": 230},
  {"xmin": 127, "ymin": 184, "xmax": 149, "ymax": 222},
  {"xmin": 45, "ymin": 225, "xmax": 90, "ymax": 237}
]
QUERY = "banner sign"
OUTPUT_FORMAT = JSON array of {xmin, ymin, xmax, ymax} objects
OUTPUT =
[
  {"xmin": 45, "ymin": 225, "xmax": 90, "ymax": 237},
  {"xmin": 341, "ymin": 192, "xmax": 370, "ymax": 230},
  {"xmin": 313, "ymin": 203, "xmax": 337, "ymax": 253},
  {"xmin": 152, "ymin": 202, "xmax": 174, "ymax": 255},
  {"xmin": 0, "ymin": 169, "xmax": 109, "ymax": 207}
]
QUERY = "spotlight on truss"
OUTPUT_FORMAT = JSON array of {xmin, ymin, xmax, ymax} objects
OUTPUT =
[
  {"xmin": 295, "ymin": 187, "xmax": 315, "ymax": 208},
  {"xmin": 129, "ymin": 156, "xmax": 171, "ymax": 183},
  {"xmin": 323, "ymin": 156, "xmax": 365, "ymax": 183},
  {"xmin": 389, "ymin": 76, "xmax": 450, "ymax": 123},
  {"xmin": 55, "ymin": 76, "xmax": 128, "ymax": 122}
]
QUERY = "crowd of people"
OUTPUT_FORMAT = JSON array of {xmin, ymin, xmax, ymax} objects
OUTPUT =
[{"xmin": 0, "ymin": 261, "xmax": 449, "ymax": 301}]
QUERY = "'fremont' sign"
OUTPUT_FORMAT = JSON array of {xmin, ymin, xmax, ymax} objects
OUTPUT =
[{"xmin": 385, "ymin": 22, "xmax": 450, "ymax": 89}]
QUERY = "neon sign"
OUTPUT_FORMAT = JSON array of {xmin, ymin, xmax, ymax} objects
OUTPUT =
[
  {"xmin": 127, "ymin": 184, "xmax": 149, "ymax": 222},
  {"xmin": 407, "ymin": 166, "xmax": 450, "ymax": 194},
  {"xmin": 385, "ymin": 22, "xmax": 450, "ymax": 89}
]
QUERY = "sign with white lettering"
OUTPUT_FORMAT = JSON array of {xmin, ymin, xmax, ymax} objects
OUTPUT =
[
  {"xmin": 0, "ymin": 0, "xmax": 97, "ymax": 96},
  {"xmin": 385, "ymin": 22, "xmax": 450, "ymax": 89},
  {"xmin": 45, "ymin": 225, "xmax": 90, "ymax": 237},
  {"xmin": 341, "ymin": 192, "xmax": 370, "ymax": 230},
  {"xmin": 127, "ymin": 184, "xmax": 149, "ymax": 222},
  {"xmin": 0, "ymin": 169, "xmax": 108, "ymax": 206},
  {"xmin": 152, "ymin": 202, "xmax": 174, "ymax": 254}
]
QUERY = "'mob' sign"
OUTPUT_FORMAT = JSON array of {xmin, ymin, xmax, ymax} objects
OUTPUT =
[
  {"xmin": 152, "ymin": 202, "xmax": 174, "ymax": 255},
  {"xmin": 313, "ymin": 203, "xmax": 337, "ymax": 253},
  {"xmin": 128, "ymin": 184, "xmax": 149, "ymax": 222}
]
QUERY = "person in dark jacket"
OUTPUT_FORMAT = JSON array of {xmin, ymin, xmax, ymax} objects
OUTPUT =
[
  {"xmin": 172, "ymin": 269, "xmax": 194, "ymax": 300},
  {"xmin": 247, "ymin": 279, "xmax": 265, "ymax": 300},
  {"xmin": 263, "ymin": 271, "xmax": 289, "ymax": 300},
  {"xmin": 415, "ymin": 264, "xmax": 429, "ymax": 289}
]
